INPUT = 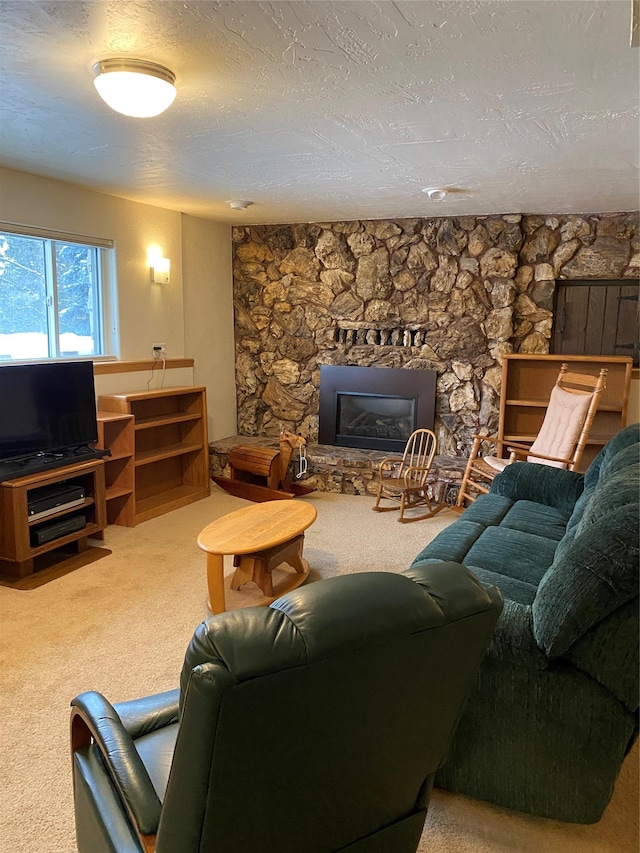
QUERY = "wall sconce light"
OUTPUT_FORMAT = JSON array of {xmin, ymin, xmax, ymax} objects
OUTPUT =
[
  {"xmin": 93, "ymin": 58, "xmax": 177, "ymax": 118},
  {"xmin": 150, "ymin": 256, "xmax": 171, "ymax": 284}
]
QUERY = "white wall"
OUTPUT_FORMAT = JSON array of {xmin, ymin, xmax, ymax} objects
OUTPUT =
[
  {"xmin": 0, "ymin": 167, "xmax": 237, "ymax": 438},
  {"xmin": 0, "ymin": 168, "xmax": 186, "ymax": 361},
  {"xmin": 181, "ymin": 214, "xmax": 237, "ymax": 440}
]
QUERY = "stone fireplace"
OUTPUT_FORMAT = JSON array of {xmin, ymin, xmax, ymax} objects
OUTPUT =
[
  {"xmin": 230, "ymin": 212, "xmax": 638, "ymax": 458},
  {"xmin": 318, "ymin": 365, "xmax": 436, "ymax": 453}
]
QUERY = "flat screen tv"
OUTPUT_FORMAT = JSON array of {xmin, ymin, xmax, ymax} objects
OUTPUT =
[{"xmin": 0, "ymin": 361, "xmax": 98, "ymax": 461}]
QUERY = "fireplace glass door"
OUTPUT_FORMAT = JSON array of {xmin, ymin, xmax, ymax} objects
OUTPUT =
[
  {"xmin": 318, "ymin": 364, "xmax": 436, "ymax": 452},
  {"xmin": 336, "ymin": 392, "xmax": 416, "ymax": 449}
]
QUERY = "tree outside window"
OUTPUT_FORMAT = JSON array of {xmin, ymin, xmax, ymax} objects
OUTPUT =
[{"xmin": 0, "ymin": 230, "xmax": 108, "ymax": 361}]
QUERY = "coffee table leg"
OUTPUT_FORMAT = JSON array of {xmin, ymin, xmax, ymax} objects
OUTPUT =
[
  {"xmin": 230, "ymin": 556, "xmax": 254, "ymax": 591},
  {"xmin": 206, "ymin": 553, "xmax": 226, "ymax": 614},
  {"xmin": 287, "ymin": 537, "xmax": 306, "ymax": 574}
]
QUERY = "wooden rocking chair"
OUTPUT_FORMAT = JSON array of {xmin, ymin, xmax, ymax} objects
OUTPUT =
[
  {"xmin": 456, "ymin": 363, "xmax": 608, "ymax": 509},
  {"xmin": 372, "ymin": 428, "xmax": 444, "ymax": 523}
]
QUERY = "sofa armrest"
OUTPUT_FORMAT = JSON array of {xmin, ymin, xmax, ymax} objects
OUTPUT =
[
  {"xmin": 406, "ymin": 563, "xmax": 546, "ymax": 669},
  {"xmin": 490, "ymin": 462, "xmax": 584, "ymax": 512},
  {"xmin": 562, "ymin": 600, "xmax": 639, "ymax": 713},
  {"xmin": 486, "ymin": 599, "xmax": 549, "ymax": 670},
  {"xmin": 71, "ymin": 691, "xmax": 162, "ymax": 843},
  {"xmin": 533, "ymin": 499, "xmax": 639, "ymax": 659}
]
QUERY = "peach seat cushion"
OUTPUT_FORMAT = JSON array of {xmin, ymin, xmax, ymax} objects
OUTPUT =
[
  {"xmin": 482, "ymin": 385, "xmax": 594, "ymax": 472},
  {"xmin": 527, "ymin": 384, "xmax": 593, "ymax": 468}
]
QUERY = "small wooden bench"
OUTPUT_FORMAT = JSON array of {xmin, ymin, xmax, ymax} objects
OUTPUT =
[
  {"xmin": 230, "ymin": 533, "xmax": 306, "ymax": 598},
  {"xmin": 197, "ymin": 500, "xmax": 318, "ymax": 613}
]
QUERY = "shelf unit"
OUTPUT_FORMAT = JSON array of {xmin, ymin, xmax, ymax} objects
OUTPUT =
[
  {"xmin": 498, "ymin": 354, "xmax": 633, "ymax": 471},
  {"xmin": 97, "ymin": 412, "xmax": 135, "ymax": 527},
  {"xmin": 97, "ymin": 387, "xmax": 210, "ymax": 524},
  {"xmin": 0, "ymin": 459, "xmax": 107, "ymax": 581}
]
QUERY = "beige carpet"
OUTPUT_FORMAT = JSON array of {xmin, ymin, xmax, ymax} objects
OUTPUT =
[{"xmin": 0, "ymin": 485, "xmax": 637, "ymax": 853}]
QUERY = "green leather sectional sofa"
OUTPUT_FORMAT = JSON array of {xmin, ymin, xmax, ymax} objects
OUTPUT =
[{"xmin": 405, "ymin": 422, "xmax": 639, "ymax": 823}]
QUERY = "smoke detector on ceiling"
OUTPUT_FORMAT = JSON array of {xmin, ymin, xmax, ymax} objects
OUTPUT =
[
  {"xmin": 226, "ymin": 200, "xmax": 254, "ymax": 210},
  {"xmin": 422, "ymin": 187, "xmax": 449, "ymax": 201}
]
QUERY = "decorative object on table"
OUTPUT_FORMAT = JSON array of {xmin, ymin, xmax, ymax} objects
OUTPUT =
[
  {"xmin": 213, "ymin": 429, "xmax": 315, "ymax": 502},
  {"xmin": 70, "ymin": 564, "xmax": 502, "ymax": 853},
  {"xmin": 372, "ymin": 428, "xmax": 445, "ymax": 522},
  {"xmin": 457, "ymin": 363, "xmax": 607, "ymax": 508}
]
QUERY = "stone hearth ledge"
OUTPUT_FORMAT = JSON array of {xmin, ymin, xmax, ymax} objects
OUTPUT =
[{"xmin": 209, "ymin": 436, "xmax": 466, "ymax": 502}]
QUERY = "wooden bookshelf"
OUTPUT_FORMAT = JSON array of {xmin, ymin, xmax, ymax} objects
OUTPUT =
[
  {"xmin": 498, "ymin": 354, "xmax": 633, "ymax": 471},
  {"xmin": 96, "ymin": 412, "xmax": 135, "ymax": 527},
  {"xmin": 97, "ymin": 387, "xmax": 210, "ymax": 524}
]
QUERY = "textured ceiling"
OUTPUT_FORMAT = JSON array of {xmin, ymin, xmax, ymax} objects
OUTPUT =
[{"xmin": 0, "ymin": 0, "xmax": 638, "ymax": 224}]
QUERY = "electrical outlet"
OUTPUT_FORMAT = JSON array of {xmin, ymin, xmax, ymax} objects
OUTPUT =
[{"xmin": 152, "ymin": 344, "xmax": 166, "ymax": 358}]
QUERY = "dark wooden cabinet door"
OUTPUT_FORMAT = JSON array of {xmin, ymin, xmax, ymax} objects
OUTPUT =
[{"xmin": 553, "ymin": 280, "xmax": 639, "ymax": 366}]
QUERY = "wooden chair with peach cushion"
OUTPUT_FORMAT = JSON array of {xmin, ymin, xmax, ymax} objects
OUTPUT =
[{"xmin": 457, "ymin": 363, "xmax": 608, "ymax": 509}]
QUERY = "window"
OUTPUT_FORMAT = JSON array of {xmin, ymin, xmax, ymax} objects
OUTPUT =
[{"xmin": 0, "ymin": 226, "xmax": 116, "ymax": 361}]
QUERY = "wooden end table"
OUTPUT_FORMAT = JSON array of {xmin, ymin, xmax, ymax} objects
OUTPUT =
[{"xmin": 197, "ymin": 500, "xmax": 318, "ymax": 614}]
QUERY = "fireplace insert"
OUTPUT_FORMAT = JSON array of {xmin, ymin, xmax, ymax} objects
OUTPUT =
[{"xmin": 318, "ymin": 365, "xmax": 437, "ymax": 453}]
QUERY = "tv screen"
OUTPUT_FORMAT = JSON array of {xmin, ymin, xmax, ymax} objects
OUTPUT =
[{"xmin": 0, "ymin": 361, "xmax": 98, "ymax": 461}]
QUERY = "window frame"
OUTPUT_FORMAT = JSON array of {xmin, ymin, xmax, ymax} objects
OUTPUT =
[{"xmin": 0, "ymin": 222, "xmax": 118, "ymax": 363}]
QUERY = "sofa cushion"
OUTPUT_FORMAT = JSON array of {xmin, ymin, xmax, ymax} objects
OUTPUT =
[
  {"xmin": 543, "ymin": 435, "xmax": 639, "ymax": 619},
  {"xmin": 583, "ymin": 422, "xmax": 640, "ymax": 489},
  {"xmin": 564, "ymin": 487, "xmax": 591, "ymax": 534},
  {"xmin": 411, "ymin": 520, "xmax": 487, "ymax": 566},
  {"xmin": 491, "ymin": 462, "xmax": 584, "ymax": 512},
  {"xmin": 532, "ymin": 454, "xmax": 640, "ymax": 658},
  {"xmin": 564, "ymin": 599, "xmax": 639, "ymax": 713},
  {"xmin": 465, "ymin": 567, "xmax": 539, "ymax": 607},
  {"xmin": 576, "ymin": 447, "xmax": 639, "ymax": 535},
  {"xmin": 499, "ymin": 501, "xmax": 570, "ymax": 541},
  {"xmin": 466, "ymin": 527, "xmax": 558, "ymax": 586},
  {"xmin": 455, "ymin": 494, "xmax": 513, "ymax": 527},
  {"xmin": 567, "ymin": 425, "xmax": 640, "ymax": 534}
]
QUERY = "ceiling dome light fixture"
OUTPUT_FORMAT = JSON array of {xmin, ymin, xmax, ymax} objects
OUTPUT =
[
  {"xmin": 226, "ymin": 200, "xmax": 254, "ymax": 210},
  {"xmin": 422, "ymin": 187, "xmax": 449, "ymax": 200},
  {"xmin": 93, "ymin": 58, "xmax": 177, "ymax": 118}
]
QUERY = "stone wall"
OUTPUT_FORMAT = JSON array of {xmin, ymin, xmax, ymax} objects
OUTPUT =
[{"xmin": 232, "ymin": 212, "xmax": 639, "ymax": 456}]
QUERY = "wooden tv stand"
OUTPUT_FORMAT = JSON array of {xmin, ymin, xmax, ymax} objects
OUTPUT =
[{"xmin": 0, "ymin": 459, "xmax": 107, "ymax": 583}]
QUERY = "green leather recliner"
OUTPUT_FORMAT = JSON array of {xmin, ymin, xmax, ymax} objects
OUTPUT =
[{"xmin": 71, "ymin": 565, "xmax": 502, "ymax": 853}]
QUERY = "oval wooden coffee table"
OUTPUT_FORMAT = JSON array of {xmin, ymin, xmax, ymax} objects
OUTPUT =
[{"xmin": 197, "ymin": 500, "xmax": 317, "ymax": 614}]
